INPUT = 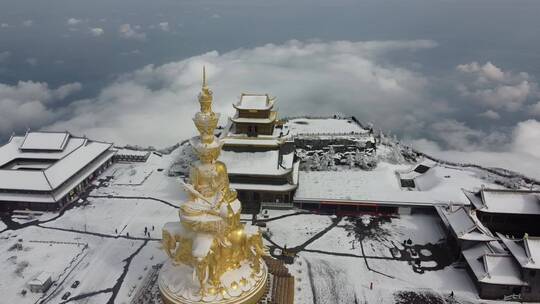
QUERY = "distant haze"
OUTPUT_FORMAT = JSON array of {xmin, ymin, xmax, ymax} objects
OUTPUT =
[{"xmin": 1, "ymin": 0, "xmax": 539, "ymax": 176}]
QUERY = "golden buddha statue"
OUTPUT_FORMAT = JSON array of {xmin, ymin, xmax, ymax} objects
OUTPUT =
[{"xmin": 158, "ymin": 67, "xmax": 268, "ymax": 304}]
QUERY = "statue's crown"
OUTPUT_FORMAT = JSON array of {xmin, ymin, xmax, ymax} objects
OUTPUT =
[{"xmin": 198, "ymin": 66, "xmax": 213, "ymax": 112}]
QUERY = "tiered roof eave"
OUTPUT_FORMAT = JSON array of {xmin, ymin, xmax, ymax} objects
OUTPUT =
[
  {"xmin": 233, "ymin": 93, "xmax": 276, "ymax": 111},
  {"xmin": 230, "ymin": 111, "xmax": 278, "ymax": 125}
]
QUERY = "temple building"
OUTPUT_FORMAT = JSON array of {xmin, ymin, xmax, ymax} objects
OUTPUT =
[
  {"xmin": 437, "ymin": 188, "xmax": 540, "ymax": 301},
  {"xmin": 220, "ymin": 93, "xmax": 299, "ymax": 212},
  {"xmin": 0, "ymin": 131, "xmax": 114, "ymax": 211},
  {"xmin": 464, "ymin": 188, "xmax": 540, "ymax": 236}
]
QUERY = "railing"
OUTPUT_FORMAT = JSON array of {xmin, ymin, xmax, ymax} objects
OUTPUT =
[{"xmin": 261, "ymin": 201, "xmax": 294, "ymax": 209}]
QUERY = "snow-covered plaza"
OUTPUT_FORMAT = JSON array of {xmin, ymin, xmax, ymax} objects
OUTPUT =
[
  {"xmin": 1, "ymin": 117, "xmax": 538, "ymax": 304},
  {"xmin": 0, "ymin": 148, "xmax": 520, "ymax": 304}
]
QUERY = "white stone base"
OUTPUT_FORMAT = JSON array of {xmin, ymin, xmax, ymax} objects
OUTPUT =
[{"xmin": 158, "ymin": 259, "xmax": 267, "ymax": 304}]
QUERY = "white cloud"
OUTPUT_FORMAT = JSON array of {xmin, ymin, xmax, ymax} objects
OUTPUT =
[
  {"xmin": 478, "ymin": 109, "xmax": 500, "ymax": 120},
  {"xmin": 0, "ymin": 51, "xmax": 10, "ymax": 63},
  {"xmin": 53, "ymin": 83, "xmax": 82, "ymax": 100},
  {"xmin": 158, "ymin": 22, "xmax": 169, "ymax": 32},
  {"xmin": 512, "ymin": 119, "xmax": 540, "ymax": 159},
  {"xmin": 409, "ymin": 120, "xmax": 540, "ymax": 180},
  {"xmin": 429, "ymin": 119, "xmax": 508, "ymax": 151},
  {"xmin": 456, "ymin": 61, "xmax": 536, "ymax": 112},
  {"xmin": 529, "ymin": 101, "xmax": 540, "ymax": 117},
  {"xmin": 1, "ymin": 23, "xmax": 8, "ymax": 28},
  {"xmin": 460, "ymin": 81, "xmax": 531, "ymax": 112},
  {"xmin": 22, "ymin": 20, "xmax": 33, "ymax": 27},
  {"xmin": 45, "ymin": 39, "xmax": 437, "ymax": 146},
  {"xmin": 26, "ymin": 58, "xmax": 38, "ymax": 66},
  {"xmin": 1, "ymin": 39, "xmax": 536, "ymax": 179},
  {"xmin": 118, "ymin": 24, "xmax": 146, "ymax": 41},
  {"xmin": 410, "ymin": 141, "xmax": 540, "ymax": 180},
  {"xmin": 0, "ymin": 81, "xmax": 81, "ymax": 136},
  {"xmin": 67, "ymin": 18, "xmax": 82, "ymax": 26},
  {"xmin": 457, "ymin": 61, "xmax": 504, "ymax": 82},
  {"xmin": 211, "ymin": 14, "xmax": 221, "ymax": 19},
  {"xmin": 90, "ymin": 27, "xmax": 104, "ymax": 37},
  {"xmin": 120, "ymin": 49, "xmax": 141, "ymax": 56}
]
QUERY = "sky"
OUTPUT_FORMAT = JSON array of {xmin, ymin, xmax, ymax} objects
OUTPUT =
[{"xmin": 1, "ymin": 0, "xmax": 540, "ymax": 177}]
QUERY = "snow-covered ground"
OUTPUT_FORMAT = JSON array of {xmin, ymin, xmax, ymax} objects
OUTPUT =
[
  {"xmin": 111, "ymin": 163, "xmax": 155, "ymax": 185},
  {"xmin": 265, "ymin": 213, "xmax": 333, "ymax": 248},
  {"xmin": 0, "ymin": 229, "xmax": 86, "ymax": 304},
  {"xmin": 262, "ymin": 210, "xmax": 500, "ymax": 304}
]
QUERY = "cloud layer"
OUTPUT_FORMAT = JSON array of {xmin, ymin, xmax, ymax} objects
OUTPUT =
[
  {"xmin": 0, "ymin": 39, "xmax": 539, "ymax": 178},
  {"xmin": 118, "ymin": 24, "xmax": 146, "ymax": 41},
  {"xmin": 43, "ymin": 40, "xmax": 438, "ymax": 146},
  {"xmin": 0, "ymin": 81, "xmax": 81, "ymax": 133},
  {"xmin": 456, "ymin": 61, "xmax": 537, "ymax": 112}
]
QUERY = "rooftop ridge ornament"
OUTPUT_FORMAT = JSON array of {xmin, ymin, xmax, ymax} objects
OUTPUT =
[{"xmin": 158, "ymin": 68, "xmax": 268, "ymax": 304}]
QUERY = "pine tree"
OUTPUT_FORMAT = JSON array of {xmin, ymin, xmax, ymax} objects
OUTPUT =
[{"xmin": 347, "ymin": 153, "xmax": 355, "ymax": 169}]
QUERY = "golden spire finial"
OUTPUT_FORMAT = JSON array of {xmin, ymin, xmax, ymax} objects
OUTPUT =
[
  {"xmin": 198, "ymin": 66, "xmax": 213, "ymax": 114},
  {"xmin": 202, "ymin": 66, "xmax": 207, "ymax": 88}
]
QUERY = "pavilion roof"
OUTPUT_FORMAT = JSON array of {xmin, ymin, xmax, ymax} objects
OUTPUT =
[
  {"xmin": 464, "ymin": 188, "xmax": 540, "ymax": 215},
  {"xmin": 233, "ymin": 93, "xmax": 275, "ymax": 111}
]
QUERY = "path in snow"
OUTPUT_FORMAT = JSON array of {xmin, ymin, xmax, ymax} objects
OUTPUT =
[
  {"xmin": 88, "ymin": 195, "xmax": 179, "ymax": 209},
  {"xmin": 36, "ymin": 224, "xmax": 160, "ymax": 242},
  {"xmin": 257, "ymin": 211, "xmax": 313, "ymax": 223},
  {"xmin": 306, "ymin": 258, "xmax": 356, "ymax": 304},
  {"xmin": 289, "ymin": 216, "xmax": 342, "ymax": 253}
]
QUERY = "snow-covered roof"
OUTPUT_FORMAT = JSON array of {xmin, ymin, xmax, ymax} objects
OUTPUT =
[
  {"xmin": 436, "ymin": 206, "xmax": 496, "ymax": 242},
  {"xmin": 20, "ymin": 132, "xmax": 70, "ymax": 151},
  {"xmin": 397, "ymin": 161, "xmax": 441, "ymax": 192},
  {"xmin": 233, "ymin": 94, "xmax": 275, "ymax": 110},
  {"xmin": 463, "ymin": 190, "xmax": 485, "ymax": 210},
  {"xmin": 295, "ymin": 162, "xmax": 501, "ymax": 205},
  {"xmin": 230, "ymin": 182, "xmax": 298, "ymax": 192},
  {"xmin": 0, "ymin": 134, "xmax": 113, "ymax": 194},
  {"xmin": 50, "ymin": 149, "xmax": 115, "ymax": 201},
  {"xmin": 286, "ymin": 118, "xmax": 368, "ymax": 136},
  {"xmin": 498, "ymin": 233, "xmax": 540, "ymax": 270},
  {"xmin": 468, "ymin": 189, "xmax": 540, "ymax": 215},
  {"xmin": 220, "ymin": 149, "xmax": 294, "ymax": 176},
  {"xmin": 46, "ymin": 141, "xmax": 112, "ymax": 189},
  {"xmin": 222, "ymin": 137, "xmax": 284, "ymax": 147},
  {"xmin": 396, "ymin": 159, "xmax": 437, "ymax": 182},
  {"xmin": 462, "ymin": 242, "xmax": 527, "ymax": 286},
  {"xmin": 0, "ymin": 170, "xmax": 51, "ymax": 191},
  {"xmin": 0, "ymin": 136, "xmax": 87, "ymax": 167},
  {"xmin": 29, "ymin": 271, "xmax": 52, "ymax": 286}
]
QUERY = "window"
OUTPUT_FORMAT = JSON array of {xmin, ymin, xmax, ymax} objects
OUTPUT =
[{"xmin": 400, "ymin": 179, "xmax": 415, "ymax": 188}]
